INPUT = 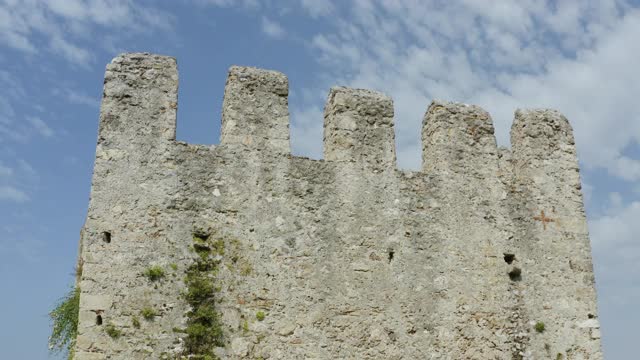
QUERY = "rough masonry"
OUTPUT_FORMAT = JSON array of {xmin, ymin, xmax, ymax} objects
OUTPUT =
[{"xmin": 75, "ymin": 53, "xmax": 602, "ymax": 359}]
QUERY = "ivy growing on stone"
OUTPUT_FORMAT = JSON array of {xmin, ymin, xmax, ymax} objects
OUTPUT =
[{"xmin": 181, "ymin": 233, "xmax": 224, "ymax": 359}]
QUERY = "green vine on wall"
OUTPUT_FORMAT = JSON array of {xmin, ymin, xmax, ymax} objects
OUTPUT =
[
  {"xmin": 180, "ymin": 233, "xmax": 225, "ymax": 359},
  {"xmin": 49, "ymin": 286, "xmax": 80, "ymax": 360}
]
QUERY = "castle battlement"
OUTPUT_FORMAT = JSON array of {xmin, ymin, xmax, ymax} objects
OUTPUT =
[{"xmin": 75, "ymin": 53, "xmax": 602, "ymax": 359}]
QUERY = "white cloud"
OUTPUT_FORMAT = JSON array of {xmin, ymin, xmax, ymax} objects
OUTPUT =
[
  {"xmin": 17, "ymin": 159, "xmax": 36, "ymax": 176},
  {"xmin": 311, "ymin": 34, "xmax": 361, "ymax": 66},
  {"xmin": 0, "ymin": 0, "xmax": 174, "ymax": 65},
  {"xmin": 0, "ymin": 160, "xmax": 32, "ymax": 204},
  {"xmin": 608, "ymin": 156, "xmax": 640, "ymax": 181},
  {"xmin": 590, "ymin": 200, "xmax": 640, "ymax": 304},
  {"xmin": 0, "ymin": 96, "xmax": 15, "ymax": 125},
  {"xmin": 300, "ymin": 0, "xmax": 334, "ymax": 17},
  {"xmin": 0, "ymin": 6, "xmax": 37, "ymax": 52},
  {"xmin": 0, "ymin": 123, "xmax": 29, "ymax": 143},
  {"xmin": 261, "ymin": 16, "xmax": 285, "ymax": 39},
  {"xmin": 0, "ymin": 185, "xmax": 29, "ymax": 202},
  {"xmin": 1, "ymin": 31, "xmax": 37, "ymax": 53},
  {"xmin": 196, "ymin": 0, "xmax": 260, "ymax": 10},
  {"xmin": 488, "ymin": 11, "xmax": 640, "ymax": 173},
  {"xmin": 50, "ymin": 35, "xmax": 92, "ymax": 66},
  {"xmin": 0, "ymin": 71, "xmax": 26, "ymax": 101},
  {"xmin": 27, "ymin": 116, "xmax": 54, "ymax": 137},
  {"xmin": 0, "ymin": 162, "xmax": 13, "ymax": 177},
  {"xmin": 290, "ymin": 105, "xmax": 324, "ymax": 159},
  {"xmin": 46, "ymin": 0, "xmax": 86, "ymax": 19},
  {"xmin": 63, "ymin": 89, "xmax": 100, "ymax": 108}
]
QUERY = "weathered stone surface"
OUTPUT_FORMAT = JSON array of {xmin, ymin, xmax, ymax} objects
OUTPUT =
[
  {"xmin": 324, "ymin": 87, "xmax": 396, "ymax": 169},
  {"xmin": 75, "ymin": 53, "xmax": 603, "ymax": 359},
  {"xmin": 221, "ymin": 65, "xmax": 290, "ymax": 154}
]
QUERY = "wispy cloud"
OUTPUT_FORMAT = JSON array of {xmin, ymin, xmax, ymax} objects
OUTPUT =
[
  {"xmin": 0, "ymin": 0, "xmax": 174, "ymax": 66},
  {"xmin": 64, "ymin": 89, "xmax": 100, "ymax": 108},
  {"xmin": 0, "ymin": 162, "xmax": 13, "ymax": 177},
  {"xmin": 27, "ymin": 116, "xmax": 54, "ymax": 137},
  {"xmin": 607, "ymin": 156, "xmax": 640, "ymax": 182},
  {"xmin": 590, "ymin": 198, "xmax": 640, "ymax": 309},
  {"xmin": 282, "ymin": 1, "xmax": 640, "ymax": 176},
  {"xmin": 0, "ymin": 96, "xmax": 15, "ymax": 125},
  {"xmin": 300, "ymin": 0, "xmax": 334, "ymax": 18},
  {"xmin": 0, "ymin": 123, "xmax": 29, "ymax": 143},
  {"xmin": 17, "ymin": 159, "xmax": 36, "ymax": 177},
  {"xmin": 0, "ymin": 31, "xmax": 37, "ymax": 53},
  {"xmin": 196, "ymin": 0, "xmax": 260, "ymax": 9},
  {"xmin": 290, "ymin": 105, "xmax": 324, "ymax": 158},
  {"xmin": 0, "ymin": 71, "xmax": 26, "ymax": 101},
  {"xmin": 50, "ymin": 35, "xmax": 93, "ymax": 66},
  {"xmin": 195, "ymin": 1, "xmax": 638, "ymax": 174},
  {"xmin": 261, "ymin": 16, "xmax": 285, "ymax": 39},
  {"xmin": 0, "ymin": 185, "xmax": 29, "ymax": 203}
]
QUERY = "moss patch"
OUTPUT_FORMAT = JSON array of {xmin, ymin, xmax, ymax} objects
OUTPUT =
[
  {"xmin": 239, "ymin": 261, "xmax": 253, "ymax": 276},
  {"xmin": 534, "ymin": 321, "xmax": 545, "ymax": 333},
  {"xmin": 49, "ymin": 286, "xmax": 80, "ymax": 359},
  {"xmin": 212, "ymin": 239, "xmax": 225, "ymax": 256}
]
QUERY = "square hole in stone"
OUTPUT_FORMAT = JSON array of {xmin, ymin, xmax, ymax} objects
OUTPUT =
[{"xmin": 503, "ymin": 253, "xmax": 515, "ymax": 264}]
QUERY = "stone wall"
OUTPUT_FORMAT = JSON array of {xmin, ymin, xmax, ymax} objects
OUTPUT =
[{"xmin": 75, "ymin": 53, "xmax": 602, "ymax": 359}]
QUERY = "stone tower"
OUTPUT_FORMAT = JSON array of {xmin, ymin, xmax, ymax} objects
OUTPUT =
[{"xmin": 74, "ymin": 53, "xmax": 602, "ymax": 359}]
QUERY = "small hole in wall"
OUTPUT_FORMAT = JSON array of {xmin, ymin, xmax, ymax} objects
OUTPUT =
[
  {"xmin": 102, "ymin": 232, "xmax": 111, "ymax": 244},
  {"xmin": 388, "ymin": 249, "xmax": 395, "ymax": 263},
  {"xmin": 588, "ymin": 313, "xmax": 595, "ymax": 319},
  {"xmin": 96, "ymin": 315, "xmax": 103, "ymax": 325},
  {"xmin": 503, "ymin": 253, "xmax": 515, "ymax": 264},
  {"xmin": 508, "ymin": 267, "xmax": 522, "ymax": 281}
]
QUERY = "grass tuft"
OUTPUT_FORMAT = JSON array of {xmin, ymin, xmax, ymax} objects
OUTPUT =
[
  {"xmin": 143, "ymin": 266, "xmax": 165, "ymax": 281},
  {"xmin": 132, "ymin": 316, "xmax": 141, "ymax": 329},
  {"xmin": 141, "ymin": 307, "xmax": 158, "ymax": 320},
  {"xmin": 105, "ymin": 323, "xmax": 122, "ymax": 339}
]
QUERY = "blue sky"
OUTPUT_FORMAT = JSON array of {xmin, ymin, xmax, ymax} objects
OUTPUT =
[{"xmin": 0, "ymin": 0, "xmax": 638, "ymax": 358}]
